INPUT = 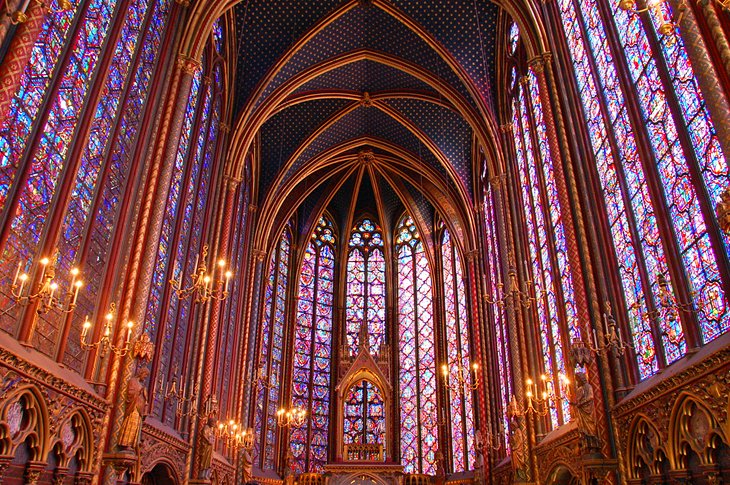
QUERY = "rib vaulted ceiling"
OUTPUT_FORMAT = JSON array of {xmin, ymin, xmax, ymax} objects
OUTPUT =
[{"xmin": 229, "ymin": 0, "xmax": 502, "ymax": 249}]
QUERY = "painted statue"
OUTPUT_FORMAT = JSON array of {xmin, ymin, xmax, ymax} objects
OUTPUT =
[{"xmin": 118, "ymin": 366, "xmax": 150, "ymax": 450}]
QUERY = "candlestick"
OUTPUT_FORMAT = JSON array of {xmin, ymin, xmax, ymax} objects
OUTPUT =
[
  {"xmin": 39, "ymin": 257, "xmax": 49, "ymax": 281},
  {"xmin": 81, "ymin": 316, "xmax": 91, "ymax": 339},
  {"xmin": 18, "ymin": 273, "xmax": 27, "ymax": 295},
  {"xmin": 72, "ymin": 280, "xmax": 82, "ymax": 305},
  {"xmin": 13, "ymin": 262, "xmax": 21, "ymax": 286},
  {"xmin": 224, "ymin": 270, "xmax": 232, "ymax": 293}
]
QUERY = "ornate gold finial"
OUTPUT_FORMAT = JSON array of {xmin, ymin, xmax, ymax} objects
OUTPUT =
[{"xmin": 717, "ymin": 186, "xmax": 730, "ymax": 235}]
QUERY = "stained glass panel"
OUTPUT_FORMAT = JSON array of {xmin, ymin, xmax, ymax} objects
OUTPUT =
[
  {"xmin": 291, "ymin": 217, "xmax": 335, "ymax": 473},
  {"xmin": 441, "ymin": 228, "xmax": 475, "ymax": 472},
  {"xmin": 346, "ymin": 218, "xmax": 385, "ymax": 355},
  {"xmin": 397, "ymin": 216, "xmax": 437, "ymax": 474},
  {"xmin": 255, "ymin": 227, "xmax": 291, "ymax": 470}
]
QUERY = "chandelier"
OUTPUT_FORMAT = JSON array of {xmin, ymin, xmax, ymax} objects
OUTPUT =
[
  {"xmin": 80, "ymin": 303, "xmax": 135, "ymax": 357},
  {"xmin": 217, "ymin": 420, "xmax": 254, "ymax": 451},
  {"xmin": 485, "ymin": 255, "xmax": 542, "ymax": 309},
  {"xmin": 276, "ymin": 406, "xmax": 307, "ymax": 428},
  {"xmin": 441, "ymin": 362, "xmax": 479, "ymax": 393},
  {"xmin": 169, "ymin": 245, "xmax": 232, "ymax": 303},
  {"xmin": 9, "ymin": 255, "xmax": 83, "ymax": 315}
]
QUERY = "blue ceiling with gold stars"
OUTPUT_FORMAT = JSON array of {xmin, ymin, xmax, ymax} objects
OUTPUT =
[{"xmin": 232, "ymin": 0, "xmax": 500, "ymax": 236}]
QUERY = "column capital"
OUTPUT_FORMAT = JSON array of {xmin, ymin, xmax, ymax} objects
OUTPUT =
[
  {"xmin": 176, "ymin": 54, "xmax": 202, "ymax": 75},
  {"xmin": 224, "ymin": 175, "xmax": 242, "ymax": 191},
  {"xmin": 489, "ymin": 173, "xmax": 505, "ymax": 190},
  {"xmin": 528, "ymin": 56, "xmax": 545, "ymax": 72},
  {"xmin": 499, "ymin": 123, "xmax": 513, "ymax": 134}
]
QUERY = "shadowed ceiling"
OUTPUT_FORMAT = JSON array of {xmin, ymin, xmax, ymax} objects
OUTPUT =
[{"xmin": 230, "ymin": 0, "xmax": 502, "ymax": 248}]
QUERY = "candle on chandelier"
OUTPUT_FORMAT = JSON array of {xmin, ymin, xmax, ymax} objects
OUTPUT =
[
  {"xmin": 224, "ymin": 270, "xmax": 232, "ymax": 293},
  {"xmin": 81, "ymin": 316, "xmax": 91, "ymax": 339},
  {"xmin": 18, "ymin": 273, "xmax": 28, "ymax": 295},
  {"xmin": 69, "ymin": 267, "xmax": 79, "ymax": 289},
  {"xmin": 49, "ymin": 282, "xmax": 58, "ymax": 302},
  {"xmin": 217, "ymin": 259, "xmax": 225, "ymax": 282},
  {"xmin": 125, "ymin": 321, "xmax": 134, "ymax": 343},
  {"xmin": 13, "ymin": 262, "xmax": 21, "ymax": 286},
  {"xmin": 72, "ymin": 280, "xmax": 83, "ymax": 305},
  {"xmin": 39, "ymin": 257, "xmax": 50, "ymax": 281}
]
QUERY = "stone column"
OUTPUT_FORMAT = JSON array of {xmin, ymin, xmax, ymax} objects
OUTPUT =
[
  {"xmin": 192, "ymin": 176, "xmax": 239, "ymax": 480},
  {"xmin": 240, "ymin": 247, "xmax": 266, "ymax": 427},
  {"xmin": 692, "ymin": 0, "xmax": 730, "ymax": 81},
  {"xmin": 538, "ymin": 51, "xmax": 624, "ymax": 482},
  {"xmin": 100, "ymin": 52, "xmax": 201, "ymax": 485}
]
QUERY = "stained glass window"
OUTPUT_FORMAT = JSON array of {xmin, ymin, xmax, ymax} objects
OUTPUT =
[
  {"xmin": 482, "ymin": 187, "xmax": 510, "ymax": 451},
  {"xmin": 58, "ymin": 0, "xmax": 174, "ymax": 371},
  {"xmin": 216, "ymin": 180, "xmax": 249, "ymax": 418},
  {"xmin": 0, "ymin": 0, "xmax": 174, "ymax": 369},
  {"xmin": 291, "ymin": 216, "xmax": 336, "ymax": 473},
  {"xmin": 0, "ymin": 0, "xmax": 172, "ymax": 342},
  {"xmin": 556, "ymin": 0, "xmax": 729, "ymax": 379},
  {"xmin": 346, "ymin": 218, "xmax": 386, "ymax": 355},
  {"xmin": 396, "ymin": 215, "xmax": 438, "ymax": 474},
  {"xmin": 509, "ymin": 22, "xmax": 519, "ymax": 54},
  {"xmin": 344, "ymin": 379, "xmax": 386, "ymax": 448},
  {"xmin": 511, "ymin": 69, "xmax": 573, "ymax": 427},
  {"xmin": 441, "ymin": 227, "xmax": 475, "ymax": 472},
  {"xmin": 145, "ymin": 67, "xmax": 203, "ymax": 420},
  {"xmin": 213, "ymin": 17, "xmax": 224, "ymax": 53},
  {"xmin": 254, "ymin": 226, "xmax": 292, "ymax": 470}
]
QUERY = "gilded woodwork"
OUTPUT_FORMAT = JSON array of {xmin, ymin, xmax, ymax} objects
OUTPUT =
[
  {"xmin": 614, "ymin": 340, "xmax": 730, "ymax": 480},
  {"xmin": 0, "ymin": 347, "xmax": 105, "ymax": 480}
]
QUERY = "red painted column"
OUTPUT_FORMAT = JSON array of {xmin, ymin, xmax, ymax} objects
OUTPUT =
[
  {"xmin": 0, "ymin": 1, "xmax": 48, "ymax": 118},
  {"xmin": 532, "ymin": 53, "xmax": 618, "ymax": 479},
  {"xmin": 202, "ymin": 177, "xmax": 237, "ymax": 402},
  {"xmin": 98, "ymin": 52, "xmax": 201, "ymax": 485}
]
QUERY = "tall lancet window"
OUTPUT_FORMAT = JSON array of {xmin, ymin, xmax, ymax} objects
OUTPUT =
[
  {"xmin": 0, "ymin": 0, "xmax": 174, "ymax": 357},
  {"xmin": 510, "ymin": 65, "xmax": 575, "ymax": 428},
  {"xmin": 483, "ymin": 183, "xmax": 511, "ymax": 451},
  {"xmin": 291, "ymin": 217, "xmax": 336, "ymax": 473},
  {"xmin": 346, "ymin": 218, "xmax": 386, "ymax": 355},
  {"xmin": 397, "ymin": 216, "xmax": 438, "ymax": 474},
  {"xmin": 555, "ymin": 0, "xmax": 729, "ymax": 379},
  {"xmin": 441, "ymin": 227, "xmax": 475, "ymax": 472},
  {"xmin": 254, "ymin": 226, "xmax": 292, "ymax": 470}
]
